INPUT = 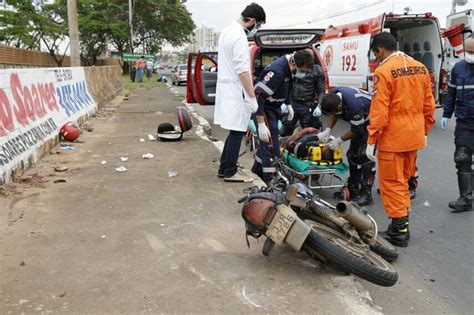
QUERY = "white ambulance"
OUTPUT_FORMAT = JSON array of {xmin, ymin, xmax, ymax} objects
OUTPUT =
[{"xmin": 318, "ymin": 12, "xmax": 445, "ymax": 104}]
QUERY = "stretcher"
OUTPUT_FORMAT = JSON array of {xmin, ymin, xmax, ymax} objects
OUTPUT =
[{"xmin": 247, "ymin": 120, "xmax": 348, "ymax": 191}]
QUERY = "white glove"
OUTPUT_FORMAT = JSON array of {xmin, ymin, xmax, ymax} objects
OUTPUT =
[
  {"xmin": 258, "ymin": 122, "xmax": 271, "ymax": 143},
  {"xmin": 441, "ymin": 117, "xmax": 448, "ymax": 130},
  {"xmin": 317, "ymin": 128, "xmax": 331, "ymax": 143},
  {"xmin": 424, "ymin": 135, "xmax": 428, "ymax": 148},
  {"xmin": 280, "ymin": 103, "xmax": 288, "ymax": 114},
  {"xmin": 312, "ymin": 105, "xmax": 321, "ymax": 117},
  {"xmin": 287, "ymin": 105, "xmax": 294, "ymax": 121},
  {"xmin": 248, "ymin": 97, "xmax": 258, "ymax": 114},
  {"xmin": 328, "ymin": 137, "xmax": 343, "ymax": 150},
  {"xmin": 365, "ymin": 143, "xmax": 376, "ymax": 162}
]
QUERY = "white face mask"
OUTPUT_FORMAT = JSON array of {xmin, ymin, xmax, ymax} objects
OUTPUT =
[{"xmin": 465, "ymin": 52, "xmax": 474, "ymax": 64}]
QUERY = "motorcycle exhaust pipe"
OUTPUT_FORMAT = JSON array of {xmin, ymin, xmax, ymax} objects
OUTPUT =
[{"xmin": 336, "ymin": 201, "xmax": 375, "ymax": 232}]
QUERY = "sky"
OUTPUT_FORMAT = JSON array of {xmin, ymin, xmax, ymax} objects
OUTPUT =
[{"xmin": 184, "ymin": 0, "xmax": 473, "ymax": 31}]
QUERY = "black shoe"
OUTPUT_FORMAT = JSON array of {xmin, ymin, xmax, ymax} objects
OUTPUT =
[
  {"xmin": 383, "ymin": 217, "xmax": 410, "ymax": 247},
  {"xmin": 350, "ymin": 185, "xmax": 373, "ymax": 207},
  {"xmin": 449, "ymin": 198, "xmax": 473, "ymax": 212},
  {"xmin": 217, "ymin": 172, "xmax": 224, "ymax": 178}
]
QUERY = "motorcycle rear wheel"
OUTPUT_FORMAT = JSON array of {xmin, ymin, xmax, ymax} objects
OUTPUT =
[{"xmin": 302, "ymin": 220, "xmax": 398, "ymax": 287}]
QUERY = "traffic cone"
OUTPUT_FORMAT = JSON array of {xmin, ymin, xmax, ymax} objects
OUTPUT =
[{"xmin": 443, "ymin": 24, "xmax": 466, "ymax": 55}]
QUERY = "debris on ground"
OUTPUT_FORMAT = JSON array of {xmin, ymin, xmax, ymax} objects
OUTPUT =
[
  {"xmin": 423, "ymin": 200, "xmax": 431, "ymax": 207},
  {"xmin": 147, "ymin": 134, "xmax": 156, "ymax": 141},
  {"xmin": 168, "ymin": 171, "xmax": 178, "ymax": 177},
  {"xmin": 60, "ymin": 145, "xmax": 76, "ymax": 151},
  {"xmin": 84, "ymin": 124, "xmax": 94, "ymax": 132},
  {"xmin": 19, "ymin": 261, "xmax": 26, "ymax": 266},
  {"xmin": 53, "ymin": 179, "xmax": 67, "ymax": 184},
  {"xmin": 59, "ymin": 291, "xmax": 67, "ymax": 298},
  {"xmin": 115, "ymin": 166, "xmax": 128, "ymax": 173},
  {"xmin": 101, "ymin": 161, "xmax": 107, "ymax": 165},
  {"xmin": 120, "ymin": 156, "xmax": 129, "ymax": 162},
  {"xmin": 139, "ymin": 138, "xmax": 145, "ymax": 142},
  {"xmin": 53, "ymin": 166, "xmax": 68, "ymax": 172},
  {"xmin": 20, "ymin": 174, "xmax": 46, "ymax": 186},
  {"xmin": 142, "ymin": 153, "xmax": 154, "ymax": 159}
]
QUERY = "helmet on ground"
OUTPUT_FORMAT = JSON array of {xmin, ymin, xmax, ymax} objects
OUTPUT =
[
  {"xmin": 60, "ymin": 122, "xmax": 80, "ymax": 142},
  {"xmin": 157, "ymin": 123, "xmax": 182, "ymax": 142},
  {"xmin": 176, "ymin": 106, "xmax": 192, "ymax": 132}
]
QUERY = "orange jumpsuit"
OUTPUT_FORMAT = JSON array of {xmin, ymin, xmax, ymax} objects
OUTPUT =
[{"xmin": 368, "ymin": 53, "xmax": 435, "ymax": 218}]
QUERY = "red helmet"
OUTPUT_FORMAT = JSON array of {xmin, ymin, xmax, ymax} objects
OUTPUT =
[{"xmin": 60, "ymin": 122, "xmax": 80, "ymax": 142}]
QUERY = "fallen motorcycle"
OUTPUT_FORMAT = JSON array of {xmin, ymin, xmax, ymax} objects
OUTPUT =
[{"xmin": 240, "ymin": 185, "xmax": 398, "ymax": 287}]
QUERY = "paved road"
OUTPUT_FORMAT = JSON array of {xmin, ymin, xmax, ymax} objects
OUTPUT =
[{"xmin": 171, "ymin": 80, "xmax": 473, "ymax": 315}]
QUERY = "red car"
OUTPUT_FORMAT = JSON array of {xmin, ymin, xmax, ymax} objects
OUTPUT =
[{"xmin": 186, "ymin": 29, "xmax": 328, "ymax": 105}]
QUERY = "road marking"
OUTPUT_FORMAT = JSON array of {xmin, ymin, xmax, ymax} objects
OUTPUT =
[{"xmin": 241, "ymin": 286, "xmax": 262, "ymax": 308}]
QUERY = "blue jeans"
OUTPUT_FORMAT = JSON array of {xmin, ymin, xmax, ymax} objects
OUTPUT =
[
  {"xmin": 219, "ymin": 130, "xmax": 246, "ymax": 177},
  {"xmin": 136, "ymin": 68, "xmax": 144, "ymax": 82}
]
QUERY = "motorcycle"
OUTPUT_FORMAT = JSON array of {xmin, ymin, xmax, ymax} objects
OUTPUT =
[{"xmin": 239, "ymin": 147, "xmax": 399, "ymax": 287}]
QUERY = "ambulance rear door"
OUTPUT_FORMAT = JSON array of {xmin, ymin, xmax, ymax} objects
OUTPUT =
[{"xmin": 445, "ymin": 9, "xmax": 473, "ymax": 69}]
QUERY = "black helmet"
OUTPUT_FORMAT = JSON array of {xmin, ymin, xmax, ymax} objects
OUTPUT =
[{"xmin": 157, "ymin": 123, "xmax": 183, "ymax": 141}]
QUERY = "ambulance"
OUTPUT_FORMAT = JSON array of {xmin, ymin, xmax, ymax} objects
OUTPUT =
[
  {"xmin": 442, "ymin": 9, "xmax": 472, "ymax": 73},
  {"xmin": 318, "ymin": 12, "xmax": 445, "ymax": 104}
]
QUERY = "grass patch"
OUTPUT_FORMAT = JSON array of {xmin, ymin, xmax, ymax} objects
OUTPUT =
[{"xmin": 122, "ymin": 74, "xmax": 166, "ymax": 95}]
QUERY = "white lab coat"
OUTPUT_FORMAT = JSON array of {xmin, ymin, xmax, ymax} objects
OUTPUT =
[{"xmin": 214, "ymin": 21, "xmax": 252, "ymax": 132}]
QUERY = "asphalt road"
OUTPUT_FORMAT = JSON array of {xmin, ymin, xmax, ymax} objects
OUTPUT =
[{"xmin": 167, "ymin": 76, "xmax": 474, "ymax": 315}]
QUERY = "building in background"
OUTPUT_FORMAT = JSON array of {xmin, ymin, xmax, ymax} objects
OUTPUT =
[{"xmin": 187, "ymin": 25, "xmax": 220, "ymax": 52}]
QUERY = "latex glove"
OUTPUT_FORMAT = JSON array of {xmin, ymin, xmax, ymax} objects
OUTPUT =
[
  {"xmin": 258, "ymin": 122, "xmax": 271, "ymax": 143},
  {"xmin": 280, "ymin": 103, "xmax": 288, "ymax": 114},
  {"xmin": 287, "ymin": 105, "xmax": 294, "ymax": 121},
  {"xmin": 441, "ymin": 117, "xmax": 448, "ymax": 130},
  {"xmin": 365, "ymin": 143, "xmax": 376, "ymax": 162},
  {"xmin": 248, "ymin": 97, "xmax": 258, "ymax": 114},
  {"xmin": 317, "ymin": 128, "xmax": 332, "ymax": 143},
  {"xmin": 312, "ymin": 105, "xmax": 321, "ymax": 117},
  {"xmin": 424, "ymin": 135, "xmax": 428, "ymax": 148},
  {"xmin": 328, "ymin": 137, "xmax": 343, "ymax": 150}
]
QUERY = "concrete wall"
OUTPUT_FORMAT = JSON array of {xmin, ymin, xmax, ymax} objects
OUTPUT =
[
  {"xmin": 84, "ymin": 66, "xmax": 123, "ymax": 109},
  {"xmin": 0, "ymin": 66, "xmax": 123, "ymax": 185}
]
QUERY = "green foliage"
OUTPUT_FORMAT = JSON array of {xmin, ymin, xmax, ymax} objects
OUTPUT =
[
  {"xmin": 0, "ymin": 0, "xmax": 67, "ymax": 65},
  {"xmin": 0, "ymin": 0, "xmax": 195, "ymax": 65}
]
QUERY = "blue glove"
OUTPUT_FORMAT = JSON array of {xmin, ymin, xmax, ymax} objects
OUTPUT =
[{"xmin": 441, "ymin": 117, "xmax": 448, "ymax": 130}]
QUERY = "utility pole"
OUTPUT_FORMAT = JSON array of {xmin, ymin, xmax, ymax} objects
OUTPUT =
[
  {"xmin": 67, "ymin": 0, "xmax": 81, "ymax": 66},
  {"xmin": 129, "ymin": 0, "xmax": 134, "ymax": 53}
]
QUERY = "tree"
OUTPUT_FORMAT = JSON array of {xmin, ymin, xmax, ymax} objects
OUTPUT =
[{"xmin": 0, "ymin": 0, "xmax": 68, "ymax": 66}]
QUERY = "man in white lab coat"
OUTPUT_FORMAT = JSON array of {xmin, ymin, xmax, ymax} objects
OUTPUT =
[{"xmin": 215, "ymin": 3, "xmax": 266, "ymax": 182}]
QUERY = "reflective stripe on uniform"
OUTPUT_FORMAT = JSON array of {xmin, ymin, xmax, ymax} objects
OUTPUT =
[
  {"xmin": 255, "ymin": 82, "xmax": 274, "ymax": 95},
  {"xmin": 448, "ymin": 82, "xmax": 456, "ymax": 88},
  {"xmin": 262, "ymin": 167, "xmax": 276, "ymax": 173},
  {"xmin": 350, "ymin": 116, "xmax": 369, "ymax": 126},
  {"xmin": 267, "ymin": 96, "xmax": 286, "ymax": 103},
  {"xmin": 255, "ymin": 155, "xmax": 263, "ymax": 164},
  {"xmin": 354, "ymin": 92, "xmax": 372, "ymax": 100},
  {"xmin": 457, "ymin": 85, "xmax": 474, "ymax": 90}
]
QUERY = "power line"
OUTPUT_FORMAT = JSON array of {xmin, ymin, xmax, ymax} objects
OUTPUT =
[{"xmin": 278, "ymin": 0, "xmax": 387, "ymax": 28}]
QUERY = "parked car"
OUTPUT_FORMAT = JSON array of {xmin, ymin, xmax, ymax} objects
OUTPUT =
[
  {"xmin": 186, "ymin": 29, "xmax": 328, "ymax": 105},
  {"xmin": 171, "ymin": 64, "xmax": 194, "ymax": 86}
]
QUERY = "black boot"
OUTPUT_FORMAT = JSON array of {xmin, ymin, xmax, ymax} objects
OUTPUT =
[
  {"xmin": 408, "ymin": 176, "xmax": 417, "ymax": 200},
  {"xmin": 334, "ymin": 184, "xmax": 359, "ymax": 201},
  {"xmin": 383, "ymin": 216, "xmax": 410, "ymax": 247},
  {"xmin": 449, "ymin": 172, "xmax": 473, "ymax": 212},
  {"xmin": 351, "ymin": 184, "xmax": 373, "ymax": 206}
]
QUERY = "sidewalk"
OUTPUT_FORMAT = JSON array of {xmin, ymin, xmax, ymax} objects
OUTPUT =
[{"xmin": 0, "ymin": 86, "xmax": 379, "ymax": 314}]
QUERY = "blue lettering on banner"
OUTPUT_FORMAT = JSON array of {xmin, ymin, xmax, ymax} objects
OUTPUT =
[{"xmin": 56, "ymin": 80, "xmax": 93, "ymax": 117}]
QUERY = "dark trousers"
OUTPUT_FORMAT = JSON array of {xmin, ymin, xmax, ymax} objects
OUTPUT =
[
  {"xmin": 219, "ymin": 130, "xmax": 246, "ymax": 178},
  {"xmin": 252, "ymin": 107, "xmax": 281, "ymax": 183},
  {"xmin": 281, "ymin": 100, "xmax": 322, "ymax": 136},
  {"xmin": 347, "ymin": 130, "xmax": 375, "ymax": 189}
]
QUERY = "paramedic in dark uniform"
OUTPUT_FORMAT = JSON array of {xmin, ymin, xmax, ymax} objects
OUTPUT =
[
  {"xmin": 252, "ymin": 50, "xmax": 313, "ymax": 183},
  {"xmin": 281, "ymin": 49, "xmax": 326, "ymax": 136},
  {"xmin": 320, "ymin": 86, "xmax": 374, "ymax": 206},
  {"xmin": 440, "ymin": 36, "xmax": 474, "ymax": 212}
]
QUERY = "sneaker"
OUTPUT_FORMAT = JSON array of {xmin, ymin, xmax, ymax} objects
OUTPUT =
[
  {"xmin": 224, "ymin": 171, "xmax": 254, "ymax": 183},
  {"xmin": 217, "ymin": 172, "xmax": 224, "ymax": 178}
]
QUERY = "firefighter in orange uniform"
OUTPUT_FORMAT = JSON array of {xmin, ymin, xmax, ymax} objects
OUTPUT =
[{"xmin": 366, "ymin": 32, "xmax": 435, "ymax": 247}]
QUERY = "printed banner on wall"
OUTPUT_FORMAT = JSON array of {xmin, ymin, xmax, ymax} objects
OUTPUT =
[{"xmin": 0, "ymin": 67, "xmax": 97, "ymax": 174}]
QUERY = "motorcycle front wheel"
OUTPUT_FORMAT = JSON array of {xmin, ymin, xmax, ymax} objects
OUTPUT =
[{"xmin": 302, "ymin": 220, "xmax": 398, "ymax": 287}]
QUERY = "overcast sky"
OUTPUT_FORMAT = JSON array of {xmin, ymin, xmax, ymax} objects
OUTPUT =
[{"xmin": 184, "ymin": 0, "xmax": 473, "ymax": 31}]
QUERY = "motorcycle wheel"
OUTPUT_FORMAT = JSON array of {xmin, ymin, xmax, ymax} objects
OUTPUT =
[
  {"xmin": 369, "ymin": 236, "xmax": 399, "ymax": 262},
  {"xmin": 302, "ymin": 220, "xmax": 398, "ymax": 287}
]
